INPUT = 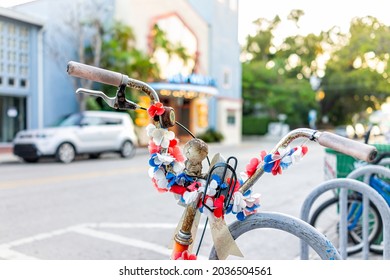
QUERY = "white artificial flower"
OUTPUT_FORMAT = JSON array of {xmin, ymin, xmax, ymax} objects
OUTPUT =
[
  {"xmin": 206, "ymin": 179, "xmax": 218, "ymax": 197},
  {"xmin": 153, "ymin": 168, "xmax": 168, "ymax": 189},
  {"xmin": 291, "ymin": 146, "xmax": 303, "ymax": 163},
  {"xmin": 146, "ymin": 123, "xmax": 156, "ymax": 137},
  {"xmin": 172, "ymin": 161, "xmax": 185, "ymax": 173},
  {"xmin": 232, "ymin": 192, "xmax": 247, "ymax": 213},
  {"xmin": 277, "ymin": 146, "xmax": 291, "ymax": 159},
  {"xmin": 155, "ymin": 153, "xmax": 175, "ymax": 165},
  {"xmin": 152, "ymin": 128, "xmax": 175, "ymax": 148},
  {"xmin": 202, "ymin": 196, "xmax": 215, "ymax": 220},
  {"xmin": 183, "ymin": 191, "xmax": 199, "ymax": 204}
]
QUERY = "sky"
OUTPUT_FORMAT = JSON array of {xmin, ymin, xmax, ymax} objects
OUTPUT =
[
  {"xmin": 238, "ymin": 0, "xmax": 390, "ymax": 45},
  {"xmin": 2, "ymin": 0, "xmax": 390, "ymax": 45}
]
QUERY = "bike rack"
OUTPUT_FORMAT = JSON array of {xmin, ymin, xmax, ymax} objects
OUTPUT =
[
  {"xmin": 209, "ymin": 212, "xmax": 342, "ymax": 260},
  {"xmin": 346, "ymin": 165, "xmax": 390, "ymax": 259},
  {"xmin": 300, "ymin": 177, "xmax": 390, "ymax": 260}
]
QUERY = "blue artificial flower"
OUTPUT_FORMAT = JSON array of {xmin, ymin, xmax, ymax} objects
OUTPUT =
[
  {"xmin": 211, "ymin": 174, "xmax": 222, "ymax": 184},
  {"xmin": 149, "ymin": 153, "xmax": 160, "ymax": 172},
  {"xmin": 176, "ymin": 172, "xmax": 194, "ymax": 185},
  {"xmin": 166, "ymin": 172, "xmax": 177, "ymax": 187},
  {"xmin": 263, "ymin": 154, "xmax": 274, "ymax": 173},
  {"xmin": 225, "ymin": 204, "xmax": 233, "ymax": 214},
  {"xmin": 246, "ymin": 204, "xmax": 260, "ymax": 212},
  {"xmin": 243, "ymin": 189, "xmax": 251, "ymax": 197},
  {"xmin": 236, "ymin": 211, "xmax": 246, "ymax": 221}
]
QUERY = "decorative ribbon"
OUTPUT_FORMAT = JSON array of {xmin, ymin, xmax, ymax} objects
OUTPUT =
[{"xmin": 145, "ymin": 104, "xmax": 310, "ymax": 259}]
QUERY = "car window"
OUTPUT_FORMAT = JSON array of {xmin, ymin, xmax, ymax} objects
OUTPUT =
[
  {"xmin": 103, "ymin": 117, "xmax": 122, "ymax": 125},
  {"xmin": 58, "ymin": 114, "xmax": 82, "ymax": 127},
  {"xmin": 80, "ymin": 116, "xmax": 103, "ymax": 126}
]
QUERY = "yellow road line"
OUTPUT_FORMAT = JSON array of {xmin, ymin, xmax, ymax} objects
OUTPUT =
[{"xmin": 0, "ymin": 166, "xmax": 146, "ymax": 189}]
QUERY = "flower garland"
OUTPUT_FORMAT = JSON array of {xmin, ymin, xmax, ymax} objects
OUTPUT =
[{"xmin": 146, "ymin": 103, "xmax": 308, "ymax": 222}]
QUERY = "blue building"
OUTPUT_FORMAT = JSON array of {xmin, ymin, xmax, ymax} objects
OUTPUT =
[
  {"xmin": 4, "ymin": 0, "xmax": 241, "ymax": 145},
  {"xmin": 0, "ymin": 7, "xmax": 43, "ymax": 143}
]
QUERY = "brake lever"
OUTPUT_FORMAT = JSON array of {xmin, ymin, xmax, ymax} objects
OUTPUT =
[
  {"xmin": 76, "ymin": 85, "xmax": 143, "ymax": 111},
  {"xmin": 76, "ymin": 85, "xmax": 176, "ymax": 128}
]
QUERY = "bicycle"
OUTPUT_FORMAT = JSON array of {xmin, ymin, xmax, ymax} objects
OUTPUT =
[
  {"xmin": 66, "ymin": 61, "xmax": 377, "ymax": 260},
  {"xmin": 309, "ymin": 152, "xmax": 390, "ymax": 256}
]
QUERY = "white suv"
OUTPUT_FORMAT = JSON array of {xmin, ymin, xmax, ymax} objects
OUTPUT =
[{"xmin": 13, "ymin": 111, "xmax": 138, "ymax": 163}]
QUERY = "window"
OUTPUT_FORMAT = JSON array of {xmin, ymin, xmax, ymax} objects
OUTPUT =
[
  {"xmin": 20, "ymin": 79, "xmax": 27, "ymax": 88},
  {"xmin": 0, "ymin": 20, "xmax": 30, "ymax": 90},
  {"xmin": 8, "ymin": 78, "xmax": 15, "ymax": 86},
  {"xmin": 80, "ymin": 116, "xmax": 103, "ymax": 126},
  {"xmin": 222, "ymin": 68, "xmax": 232, "ymax": 89},
  {"xmin": 103, "ymin": 117, "xmax": 122, "ymax": 125},
  {"xmin": 227, "ymin": 110, "xmax": 236, "ymax": 125}
]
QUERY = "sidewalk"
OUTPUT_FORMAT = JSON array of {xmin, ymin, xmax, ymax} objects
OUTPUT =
[{"xmin": 0, "ymin": 144, "xmax": 19, "ymax": 163}]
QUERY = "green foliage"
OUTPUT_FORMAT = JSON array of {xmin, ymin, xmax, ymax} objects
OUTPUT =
[
  {"xmin": 320, "ymin": 16, "xmax": 390, "ymax": 124},
  {"xmin": 242, "ymin": 58, "xmax": 318, "ymax": 127},
  {"xmin": 197, "ymin": 128, "xmax": 224, "ymax": 143},
  {"xmin": 99, "ymin": 21, "xmax": 160, "ymax": 81},
  {"xmin": 242, "ymin": 116, "xmax": 270, "ymax": 135},
  {"xmin": 242, "ymin": 12, "xmax": 390, "ymax": 127},
  {"xmin": 85, "ymin": 97, "xmax": 101, "ymax": 111}
]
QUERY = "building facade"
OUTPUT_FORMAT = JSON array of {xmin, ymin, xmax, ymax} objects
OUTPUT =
[
  {"xmin": 0, "ymin": 8, "xmax": 43, "ymax": 143},
  {"xmin": 4, "ymin": 0, "xmax": 241, "ymax": 145}
]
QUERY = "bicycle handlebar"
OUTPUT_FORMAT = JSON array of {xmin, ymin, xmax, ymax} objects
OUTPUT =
[
  {"xmin": 317, "ymin": 131, "xmax": 377, "ymax": 162},
  {"xmin": 66, "ymin": 61, "xmax": 377, "ymax": 164},
  {"xmin": 239, "ymin": 129, "xmax": 378, "ymax": 194},
  {"xmin": 67, "ymin": 61, "xmax": 160, "ymax": 102}
]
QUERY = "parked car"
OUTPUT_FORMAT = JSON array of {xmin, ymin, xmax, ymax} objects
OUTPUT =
[{"xmin": 13, "ymin": 111, "xmax": 138, "ymax": 163}]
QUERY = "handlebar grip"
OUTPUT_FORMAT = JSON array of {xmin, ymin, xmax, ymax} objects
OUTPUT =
[
  {"xmin": 318, "ymin": 131, "xmax": 377, "ymax": 162},
  {"xmin": 67, "ymin": 61, "xmax": 128, "ymax": 87}
]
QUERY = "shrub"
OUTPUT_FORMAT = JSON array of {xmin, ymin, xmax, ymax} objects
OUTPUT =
[
  {"xmin": 197, "ymin": 128, "xmax": 224, "ymax": 143},
  {"xmin": 242, "ymin": 116, "xmax": 270, "ymax": 135}
]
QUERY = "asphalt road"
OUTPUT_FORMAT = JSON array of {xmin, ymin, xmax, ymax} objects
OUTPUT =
[{"xmin": 0, "ymin": 136, "xmax": 342, "ymax": 260}]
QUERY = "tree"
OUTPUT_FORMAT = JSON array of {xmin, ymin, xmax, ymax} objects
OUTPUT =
[
  {"xmin": 242, "ymin": 10, "xmax": 319, "ymax": 128},
  {"xmin": 321, "ymin": 16, "xmax": 390, "ymax": 124}
]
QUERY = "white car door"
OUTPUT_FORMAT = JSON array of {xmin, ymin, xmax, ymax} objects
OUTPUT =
[
  {"xmin": 75, "ymin": 115, "xmax": 105, "ymax": 152},
  {"xmin": 99, "ymin": 116, "xmax": 124, "ymax": 150}
]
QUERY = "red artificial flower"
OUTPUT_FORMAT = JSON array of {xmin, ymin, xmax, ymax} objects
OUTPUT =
[
  {"xmin": 271, "ymin": 152, "xmax": 282, "ymax": 175},
  {"xmin": 168, "ymin": 139, "xmax": 185, "ymax": 162},
  {"xmin": 148, "ymin": 140, "xmax": 160, "ymax": 154},
  {"xmin": 214, "ymin": 195, "xmax": 225, "ymax": 218},
  {"xmin": 169, "ymin": 185, "xmax": 187, "ymax": 195},
  {"xmin": 169, "ymin": 139, "xmax": 178, "ymax": 147},
  {"xmin": 173, "ymin": 250, "xmax": 197, "ymax": 260},
  {"xmin": 246, "ymin": 158, "xmax": 259, "ymax": 177},
  {"xmin": 187, "ymin": 181, "xmax": 200, "ymax": 192},
  {"xmin": 151, "ymin": 178, "xmax": 168, "ymax": 193},
  {"xmin": 259, "ymin": 150, "xmax": 267, "ymax": 161},
  {"xmin": 147, "ymin": 102, "xmax": 165, "ymax": 118},
  {"xmin": 302, "ymin": 146, "xmax": 308, "ymax": 156},
  {"xmin": 227, "ymin": 178, "xmax": 241, "ymax": 192}
]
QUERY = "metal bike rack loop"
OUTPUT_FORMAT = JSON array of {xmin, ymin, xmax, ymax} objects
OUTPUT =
[
  {"xmin": 209, "ymin": 212, "xmax": 342, "ymax": 260},
  {"xmin": 346, "ymin": 165, "xmax": 390, "ymax": 259},
  {"xmin": 300, "ymin": 178, "xmax": 390, "ymax": 260}
]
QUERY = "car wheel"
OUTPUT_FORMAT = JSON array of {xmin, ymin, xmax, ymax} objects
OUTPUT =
[
  {"xmin": 23, "ymin": 157, "xmax": 39, "ymax": 163},
  {"xmin": 120, "ymin": 140, "xmax": 135, "ymax": 158},
  {"xmin": 56, "ymin": 142, "xmax": 76, "ymax": 163}
]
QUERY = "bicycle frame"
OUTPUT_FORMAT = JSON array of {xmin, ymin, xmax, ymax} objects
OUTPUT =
[
  {"xmin": 67, "ymin": 61, "xmax": 378, "ymax": 260},
  {"xmin": 369, "ymin": 176, "xmax": 390, "ymax": 206}
]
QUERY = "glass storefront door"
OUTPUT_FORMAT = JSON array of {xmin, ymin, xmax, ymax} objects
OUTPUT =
[{"xmin": 0, "ymin": 96, "xmax": 26, "ymax": 143}]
